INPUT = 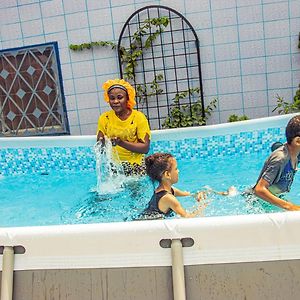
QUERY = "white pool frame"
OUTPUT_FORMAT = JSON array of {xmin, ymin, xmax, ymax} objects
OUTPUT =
[{"xmin": 1, "ymin": 114, "xmax": 300, "ymax": 299}]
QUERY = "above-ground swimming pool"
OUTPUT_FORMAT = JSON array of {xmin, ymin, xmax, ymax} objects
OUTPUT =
[{"xmin": 1, "ymin": 114, "xmax": 300, "ymax": 300}]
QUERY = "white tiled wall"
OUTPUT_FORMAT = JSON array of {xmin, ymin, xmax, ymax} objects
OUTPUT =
[{"xmin": 0, "ymin": 0, "xmax": 299, "ymax": 134}]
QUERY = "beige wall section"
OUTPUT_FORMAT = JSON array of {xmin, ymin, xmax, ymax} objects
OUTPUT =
[{"xmin": 1, "ymin": 260, "xmax": 300, "ymax": 300}]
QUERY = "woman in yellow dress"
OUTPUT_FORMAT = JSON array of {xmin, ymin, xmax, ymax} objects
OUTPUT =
[{"xmin": 97, "ymin": 79, "xmax": 151, "ymax": 176}]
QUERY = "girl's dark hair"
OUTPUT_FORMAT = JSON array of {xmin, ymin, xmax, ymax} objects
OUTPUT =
[
  {"xmin": 145, "ymin": 153, "xmax": 174, "ymax": 182},
  {"xmin": 286, "ymin": 115, "xmax": 300, "ymax": 144}
]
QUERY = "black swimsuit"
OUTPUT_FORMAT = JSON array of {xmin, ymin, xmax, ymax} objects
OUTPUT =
[{"xmin": 140, "ymin": 188, "xmax": 175, "ymax": 219}]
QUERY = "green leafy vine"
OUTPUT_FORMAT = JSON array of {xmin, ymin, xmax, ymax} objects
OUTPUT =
[
  {"xmin": 228, "ymin": 114, "xmax": 249, "ymax": 122},
  {"xmin": 162, "ymin": 88, "xmax": 217, "ymax": 128},
  {"xmin": 272, "ymin": 89, "xmax": 300, "ymax": 115}
]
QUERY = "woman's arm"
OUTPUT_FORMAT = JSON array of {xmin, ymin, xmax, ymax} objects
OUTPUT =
[
  {"xmin": 254, "ymin": 178, "xmax": 300, "ymax": 211},
  {"xmin": 97, "ymin": 131, "xmax": 104, "ymax": 142},
  {"xmin": 112, "ymin": 134, "xmax": 150, "ymax": 154}
]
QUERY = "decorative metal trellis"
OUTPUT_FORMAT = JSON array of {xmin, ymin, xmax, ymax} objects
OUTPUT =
[
  {"xmin": 0, "ymin": 42, "xmax": 69, "ymax": 137},
  {"xmin": 118, "ymin": 5, "xmax": 204, "ymax": 129}
]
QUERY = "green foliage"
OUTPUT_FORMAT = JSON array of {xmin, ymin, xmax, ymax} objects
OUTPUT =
[
  {"xmin": 69, "ymin": 41, "xmax": 116, "ymax": 51},
  {"xmin": 136, "ymin": 74, "xmax": 164, "ymax": 105},
  {"xmin": 272, "ymin": 88, "xmax": 300, "ymax": 115},
  {"xmin": 119, "ymin": 17, "xmax": 169, "ymax": 79},
  {"xmin": 69, "ymin": 16, "xmax": 169, "ymax": 80},
  {"xmin": 228, "ymin": 114, "xmax": 249, "ymax": 122},
  {"xmin": 162, "ymin": 88, "xmax": 217, "ymax": 128}
]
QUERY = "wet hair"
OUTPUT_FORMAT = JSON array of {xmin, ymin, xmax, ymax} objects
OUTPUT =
[
  {"xmin": 285, "ymin": 115, "xmax": 300, "ymax": 144},
  {"xmin": 145, "ymin": 153, "xmax": 174, "ymax": 182}
]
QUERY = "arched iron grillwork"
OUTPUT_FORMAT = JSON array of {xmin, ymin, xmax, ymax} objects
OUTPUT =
[{"xmin": 118, "ymin": 5, "xmax": 204, "ymax": 129}]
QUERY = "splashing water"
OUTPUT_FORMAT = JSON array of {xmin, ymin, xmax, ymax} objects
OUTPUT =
[{"xmin": 94, "ymin": 138, "xmax": 127, "ymax": 194}]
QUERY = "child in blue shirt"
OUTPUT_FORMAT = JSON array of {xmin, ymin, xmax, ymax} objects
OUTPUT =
[{"xmin": 254, "ymin": 115, "xmax": 300, "ymax": 210}]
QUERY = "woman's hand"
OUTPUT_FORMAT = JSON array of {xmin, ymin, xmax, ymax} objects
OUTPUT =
[{"xmin": 111, "ymin": 137, "xmax": 121, "ymax": 146}]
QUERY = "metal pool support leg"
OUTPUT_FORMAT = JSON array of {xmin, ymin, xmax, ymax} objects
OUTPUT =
[
  {"xmin": 1, "ymin": 246, "xmax": 15, "ymax": 300},
  {"xmin": 160, "ymin": 238, "xmax": 194, "ymax": 300},
  {"xmin": 171, "ymin": 239, "xmax": 186, "ymax": 300}
]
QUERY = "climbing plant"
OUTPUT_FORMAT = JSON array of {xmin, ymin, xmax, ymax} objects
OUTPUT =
[
  {"xmin": 272, "ymin": 90, "xmax": 300, "ymax": 115},
  {"xmin": 228, "ymin": 114, "xmax": 249, "ymax": 122},
  {"xmin": 162, "ymin": 88, "xmax": 217, "ymax": 128},
  {"xmin": 69, "ymin": 12, "xmax": 214, "ymax": 129}
]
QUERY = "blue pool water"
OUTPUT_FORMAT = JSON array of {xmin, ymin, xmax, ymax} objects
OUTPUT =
[{"xmin": 1, "ymin": 151, "xmax": 299, "ymax": 227}]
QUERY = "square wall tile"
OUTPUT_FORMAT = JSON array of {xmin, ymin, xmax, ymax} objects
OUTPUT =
[
  {"xmin": 215, "ymin": 43, "xmax": 240, "ymax": 61},
  {"xmin": 185, "ymin": 0, "xmax": 210, "ymax": 13},
  {"xmin": 267, "ymin": 71, "xmax": 292, "ymax": 89},
  {"xmin": 78, "ymin": 108, "xmax": 100, "ymax": 125},
  {"xmin": 219, "ymin": 93, "xmax": 243, "ymax": 110},
  {"xmin": 1, "ymin": 23, "xmax": 22, "ymax": 40},
  {"xmin": 203, "ymin": 79, "xmax": 217, "ymax": 96},
  {"xmin": 41, "ymin": 0, "xmax": 64, "ymax": 18},
  {"xmin": 66, "ymin": 12, "xmax": 89, "ymax": 31},
  {"xmin": 22, "ymin": 19, "xmax": 43, "ymax": 37},
  {"xmin": 263, "ymin": 2, "xmax": 289, "ymax": 22},
  {"xmin": 19, "ymin": 3, "xmax": 41, "ymax": 22},
  {"xmin": 77, "ymin": 92, "xmax": 99, "ymax": 110},
  {"xmin": 216, "ymin": 60, "xmax": 241, "ymax": 78},
  {"xmin": 86, "ymin": 0, "xmax": 110, "ymax": 10},
  {"xmin": 237, "ymin": 5, "xmax": 262, "ymax": 24},
  {"xmin": 218, "ymin": 76, "xmax": 242, "ymax": 94},
  {"xmin": 72, "ymin": 60, "xmax": 96, "ymax": 78},
  {"xmin": 88, "ymin": 8, "xmax": 111, "ymax": 27},
  {"xmin": 266, "ymin": 55, "xmax": 291, "ymax": 73},
  {"xmin": 244, "ymin": 106, "xmax": 269, "ymax": 119},
  {"xmin": 74, "ymin": 76, "xmax": 97, "ymax": 94},
  {"xmin": 241, "ymin": 57, "xmax": 266, "ymax": 75},
  {"xmin": 236, "ymin": 0, "xmax": 261, "ymax": 6},
  {"xmin": 290, "ymin": 0, "xmax": 300, "ymax": 18},
  {"xmin": 211, "ymin": 0, "xmax": 236, "ymax": 10},
  {"xmin": 265, "ymin": 37, "xmax": 290, "ymax": 56},
  {"xmin": 238, "ymin": 23, "xmax": 264, "ymax": 42},
  {"xmin": 188, "ymin": 12, "xmax": 211, "ymax": 30},
  {"xmin": 43, "ymin": 16, "xmax": 65, "ymax": 34},
  {"xmin": 239, "ymin": 40, "xmax": 265, "ymax": 59},
  {"xmin": 1, "ymin": 7, "xmax": 19, "ymax": 24},
  {"xmin": 63, "ymin": 0, "xmax": 86, "ymax": 14},
  {"xmin": 200, "ymin": 45, "xmax": 215, "ymax": 63},
  {"xmin": 264, "ymin": 20, "xmax": 289, "ymax": 39},
  {"xmin": 243, "ymin": 90, "xmax": 268, "ymax": 108},
  {"xmin": 201, "ymin": 62, "xmax": 216, "ymax": 80},
  {"xmin": 213, "ymin": 26, "xmax": 238, "ymax": 44},
  {"xmin": 242, "ymin": 74, "xmax": 266, "ymax": 92},
  {"xmin": 212, "ymin": 8, "xmax": 237, "ymax": 27}
]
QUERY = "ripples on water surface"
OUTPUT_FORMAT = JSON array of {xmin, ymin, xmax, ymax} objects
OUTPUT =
[{"xmin": 1, "ymin": 152, "xmax": 299, "ymax": 227}]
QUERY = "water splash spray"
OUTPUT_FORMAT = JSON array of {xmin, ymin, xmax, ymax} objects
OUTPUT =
[{"xmin": 94, "ymin": 138, "xmax": 126, "ymax": 194}]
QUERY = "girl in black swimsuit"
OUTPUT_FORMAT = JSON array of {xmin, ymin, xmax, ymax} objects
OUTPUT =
[{"xmin": 139, "ymin": 153, "xmax": 207, "ymax": 219}]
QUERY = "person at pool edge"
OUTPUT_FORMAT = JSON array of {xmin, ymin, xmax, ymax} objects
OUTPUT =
[
  {"xmin": 97, "ymin": 79, "xmax": 151, "ymax": 176},
  {"xmin": 254, "ymin": 114, "xmax": 300, "ymax": 211}
]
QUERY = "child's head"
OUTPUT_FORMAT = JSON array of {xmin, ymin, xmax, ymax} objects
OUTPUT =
[
  {"xmin": 145, "ymin": 153, "xmax": 177, "ymax": 183},
  {"xmin": 285, "ymin": 115, "xmax": 300, "ymax": 144}
]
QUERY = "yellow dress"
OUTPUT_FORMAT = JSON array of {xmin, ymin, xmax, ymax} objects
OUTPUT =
[{"xmin": 97, "ymin": 109, "xmax": 151, "ymax": 165}]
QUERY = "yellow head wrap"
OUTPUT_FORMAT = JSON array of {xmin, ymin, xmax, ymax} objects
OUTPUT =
[{"xmin": 102, "ymin": 79, "xmax": 136, "ymax": 109}]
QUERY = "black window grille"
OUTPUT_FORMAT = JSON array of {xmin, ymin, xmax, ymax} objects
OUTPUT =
[
  {"xmin": 0, "ymin": 42, "xmax": 69, "ymax": 137},
  {"xmin": 118, "ymin": 5, "xmax": 204, "ymax": 129}
]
